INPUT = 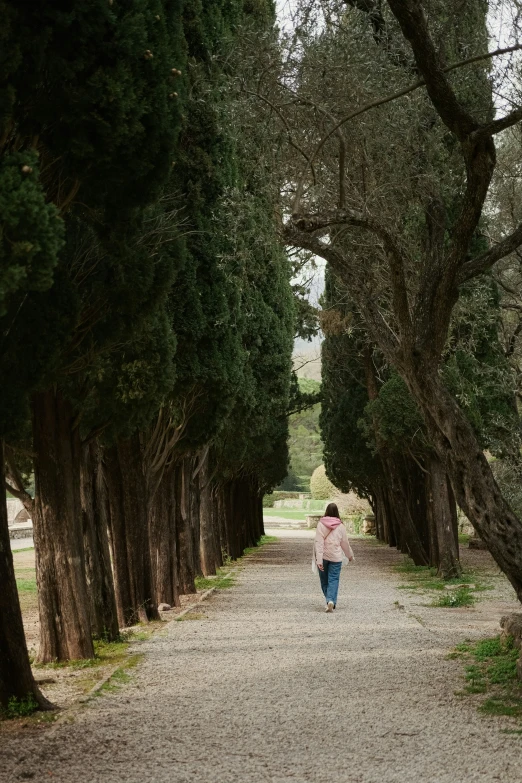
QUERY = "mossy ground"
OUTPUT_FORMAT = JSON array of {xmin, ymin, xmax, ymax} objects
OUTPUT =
[
  {"xmin": 450, "ymin": 636, "xmax": 522, "ymax": 725},
  {"xmin": 395, "ymin": 557, "xmax": 490, "ymax": 607}
]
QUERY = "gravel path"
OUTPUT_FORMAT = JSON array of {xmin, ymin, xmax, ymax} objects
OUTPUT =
[{"xmin": 3, "ymin": 534, "xmax": 522, "ymax": 783}]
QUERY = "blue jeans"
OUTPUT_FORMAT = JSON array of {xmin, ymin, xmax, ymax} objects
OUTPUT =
[{"xmin": 319, "ymin": 559, "xmax": 342, "ymax": 606}]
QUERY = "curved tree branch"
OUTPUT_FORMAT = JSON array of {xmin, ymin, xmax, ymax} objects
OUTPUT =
[
  {"xmin": 282, "ymin": 219, "xmax": 400, "ymax": 360},
  {"xmin": 386, "ymin": 0, "xmax": 477, "ymax": 138},
  {"xmin": 458, "ymin": 222, "xmax": 522, "ymax": 284}
]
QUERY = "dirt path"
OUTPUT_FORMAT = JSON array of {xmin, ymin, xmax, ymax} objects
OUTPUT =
[{"xmin": 3, "ymin": 534, "xmax": 522, "ymax": 783}]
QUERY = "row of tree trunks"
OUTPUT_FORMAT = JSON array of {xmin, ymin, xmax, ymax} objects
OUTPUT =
[
  {"xmin": 105, "ymin": 435, "xmax": 159, "ymax": 626},
  {"xmin": 0, "ymin": 440, "xmax": 52, "ymax": 711},
  {"xmin": 372, "ymin": 484, "xmax": 395, "ymax": 548},
  {"xmin": 215, "ymin": 477, "xmax": 264, "ymax": 561},
  {"xmin": 32, "ymin": 389, "xmax": 94, "ymax": 663},
  {"xmin": 371, "ymin": 450, "xmax": 460, "ymax": 579},
  {"xmin": 199, "ymin": 454, "xmax": 222, "ymax": 576},
  {"xmin": 405, "ymin": 367, "xmax": 522, "ymax": 600},
  {"xmin": 19, "ymin": 395, "xmax": 267, "ymax": 695},
  {"xmin": 176, "ymin": 458, "xmax": 198, "ymax": 595},
  {"xmin": 364, "ymin": 345, "xmax": 460, "ymax": 579},
  {"xmin": 381, "ymin": 453, "xmax": 430, "ymax": 566}
]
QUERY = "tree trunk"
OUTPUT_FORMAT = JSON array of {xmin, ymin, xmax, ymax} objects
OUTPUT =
[
  {"xmin": 149, "ymin": 464, "xmax": 180, "ymax": 607},
  {"xmin": 81, "ymin": 440, "xmax": 119, "ymax": 640},
  {"xmin": 176, "ymin": 459, "xmax": 196, "ymax": 594},
  {"xmin": 199, "ymin": 453, "xmax": 217, "ymax": 576},
  {"xmin": 104, "ymin": 435, "xmax": 159, "ymax": 626},
  {"xmin": 383, "ymin": 453, "xmax": 429, "ymax": 565},
  {"xmin": 372, "ymin": 486, "xmax": 387, "ymax": 543},
  {"xmin": 426, "ymin": 454, "xmax": 461, "ymax": 579},
  {"xmin": 425, "ymin": 474, "xmax": 439, "ymax": 569},
  {"xmin": 406, "ymin": 367, "xmax": 522, "ymax": 600},
  {"xmin": 216, "ymin": 484, "xmax": 229, "ymax": 562},
  {"xmin": 0, "ymin": 441, "xmax": 53, "ymax": 711},
  {"xmin": 379, "ymin": 483, "xmax": 397, "ymax": 547},
  {"xmin": 255, "ymin": 490, "xmax": 264, "ymax": 542},
  {"xmin": 226, "ymin": 481, "xmax": 240, "ymax": 560},
  {"xmin": 211, "ymin": 484, "xmax": 224, "ymax": 568},
  {"xmin": 32, "ymin": 389, "xmax": 94, "ymax": 662},
  {"xmin": 189, "ymin": 456, "xmax": 202, "ymax": 577}
]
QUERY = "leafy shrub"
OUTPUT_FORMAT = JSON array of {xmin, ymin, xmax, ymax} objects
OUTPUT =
[
  {"xmin": 4, "ymin": 694, "xmax": 38, "ymax": 719},
  {"xmin": 310, "ymin": 464, "xmax": 337, "ymax": 500}
]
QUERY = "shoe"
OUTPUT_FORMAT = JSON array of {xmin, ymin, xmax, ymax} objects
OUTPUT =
[{"xmin": 326, "ymin": 601, "xmax": 334, "ymax": 613}]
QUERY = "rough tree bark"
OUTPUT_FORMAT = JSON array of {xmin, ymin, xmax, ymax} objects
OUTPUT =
[
  {"xmin": 0, "ymin": 441, "xmax": 53, "ymax": 711},
  {"xmin": 32, "ymin": 389, "xmax": 94, "ymax": 662},
  {"xmin": 216, "ymin": 484, "xmax": 229, "ymax": 562},
  {"xmin": 175, "ymin": 459, "xmax": 197, "ymax": 595},
  {"xmin": 104, "ymin": 435, "xmax": 159, "ymax": 626},
  {"xmin": 383, "ymin": 453, "xmax": 429, "ymax": 565},
  {"xmin": 149, "ymin": 463, "xmax": 180, "ymax": 608},
  {"xmin": 189, "ymin": 456, "xmax": 202, "ymax": 576},
  {"xmin": 81, "ymin": 440, "xmax": 119, "ymax": 640},
  {"xmin": 373, "ymin": 482, "xmax": 396, "ymax": 547},
  {"xmin": 426, "ymin": 452, "xmax": 461, "ymax": 579},
  {"xmin": 199, "ymin": 452, "xmax": 219, "ymax": 576},
  {"xmin": 364, "ymin": 348, "xmax": 429, "ymax": 564},
  {"xmin": 407, "ymin": 368, "xmax": 520, "ymax": 592}
]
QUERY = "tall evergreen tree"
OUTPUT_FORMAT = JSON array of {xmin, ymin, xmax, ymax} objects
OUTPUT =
[{"xmin": 1, "ymin": 0, "xmax": 185, "ymax": 662}]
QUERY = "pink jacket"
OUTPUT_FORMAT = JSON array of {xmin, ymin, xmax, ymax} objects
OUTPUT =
[{"xmin": 315, "ymin": 517, "xmax": 354, "ymax": 565}]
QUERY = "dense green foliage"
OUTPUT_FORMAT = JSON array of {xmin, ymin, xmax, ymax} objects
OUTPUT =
[
  {"xmin": 309, "ymin": 464, "xmax": 336, "ymax": 500},
  {"xmin": 278, "ymin": 378, "xmax": 322, "ymax": 492},
  {"xmin": 320, "ymin": 273, "xmax": 380, "ymax": 500},
  {"xmin": 0, "ymin": 153, "xmax": 63, "ymax": 316},
  {"xmin": 0, "ymin": 1, "xmax": 185, "ymax": 440}
]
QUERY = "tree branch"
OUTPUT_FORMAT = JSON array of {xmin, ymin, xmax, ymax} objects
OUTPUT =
[
  {"xmin": 344, "ymin": 0, "xmax": 413, "ymax": 70},
  {"xmin": 282, "ymin": 221, "xmax": 400, "ymax": 360},
  {"xmin": 473, "ymin": 107, "xmax": 522, "ymax": 140},
  {"xmin": 243, "ymin": 89, "xmax": 317, "ymax": 185},
  {"xmin": 277, "ymin": 86, "xmax": 347, "ymax": 208},
  {"xmin": 5, "ymin": 481, "xmax": 33, "ymax": 515},
  {"xmin": 291, "ymin": 42, "xmax": 522, "ymax": 213},
  {"xmin": 458, "ymin": 223, "xmax": 522, "ymax": 284},
  {"xmin": 4, "ymin": 445, "xmax": 34, "ymax": 515},
  {"xmin": 290, "ymin": 210, "xmax": 413, "ymax": 342},
  {"xmin": 386, "ymin": 0, "xmax": 477, "ymax": 138}
]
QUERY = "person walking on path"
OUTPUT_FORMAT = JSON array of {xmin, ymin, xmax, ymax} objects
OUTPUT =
[{"xmin": 315, "ymin": 503, "xmax": 354, "ymax": 612}]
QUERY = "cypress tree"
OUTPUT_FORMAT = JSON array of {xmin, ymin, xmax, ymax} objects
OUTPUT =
[
  {"xmin": 0, "ymin": 155, "xmax": 61, "ymax": 708},
  {"xmin": 1, "ymin": 0, "xmax": 185, "ymax": 661}
]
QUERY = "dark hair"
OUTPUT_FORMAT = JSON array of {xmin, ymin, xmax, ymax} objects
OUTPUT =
[{"xmin": 325, "ymin": 502, "xmax": 340, "ymax": 519}]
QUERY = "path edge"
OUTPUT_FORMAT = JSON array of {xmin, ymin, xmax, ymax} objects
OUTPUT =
[{"xmin": 46, "ymin": 577, "xmax": 231, "ymax": 732}]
